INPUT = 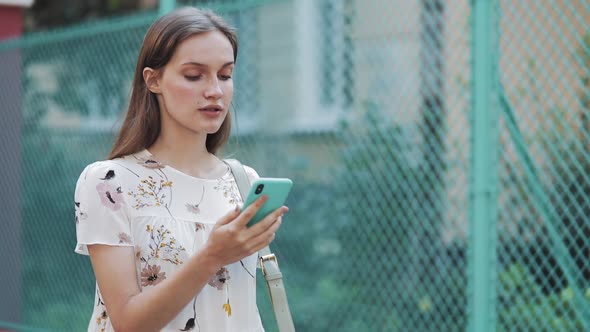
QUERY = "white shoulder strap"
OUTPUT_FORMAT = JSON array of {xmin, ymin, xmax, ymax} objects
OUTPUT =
[{"xmin": 224, "ymin": 159, "xmax": 296, "ymax": 332}]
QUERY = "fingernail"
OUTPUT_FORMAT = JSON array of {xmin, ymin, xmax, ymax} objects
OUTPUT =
[{"xmin": 234, "ymin": 205, "xmax": 240, "ymax": 212}]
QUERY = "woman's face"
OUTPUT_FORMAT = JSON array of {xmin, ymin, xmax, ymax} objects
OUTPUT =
[{"xmin": 148, "ymin": 30, "xmax": 235, "ymax": 138}]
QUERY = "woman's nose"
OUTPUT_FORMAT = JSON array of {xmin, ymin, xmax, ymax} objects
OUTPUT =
[{"xmin": 204, "ymin": 78, "xmax": 223, "ymax": 99}]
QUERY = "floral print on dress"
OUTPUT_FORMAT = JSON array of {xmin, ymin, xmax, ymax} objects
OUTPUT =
[
  {"xmin": 223, "ymin": 300, "xmax": 232, "ymax": 317},
  {"xmin": 74, "ymin": 201, "xmax": 87, "ymax": 224},
  {"xmin": 208, "ymin": 267, "xmax": 233, "ymax": 318},
  {"xmin": 194, "ymin": 222, "xmax": 205, "ymax": 232},
  {"xmin": 208, "ymin": 267, "xmax": 230, "ymax": 290},
  {"xmin": 95, "ymin": 292, "xmax": 108, "ymax": 332},
  {"xmin": 141, "ymin": 264, "xmax": 166, "ymax": 287},
  {"xmin": 186, "ymin": 203, "xmax": 201, "ymax": 214},
  {"xmin": 134, "ymin": 245, "xmax": 143, "ymax": 262},
  {"xmin": 213, "ymin": 178, "xmax": 242, "ymax": 206},
  {"xmin": 137, "ymin": 225, "xmax": 185, "ymax": 288},
  {"xmin": 142, "ymin": 224, "xmax": 186, "ymax": 265},
  {"xmin": 95, "ymin": 310, "xmax": 108, "ymax": 331},
  {"xmin": 181, "ymin": 297, "xmax": 200, "ymax": 331},
  {"xmin": 136, "ymin": 157, "xmax": 165, "ymax": 169},
  {"xmin": 127, "ymin": 176, "xmax": 173, "ymax": 210},
  {"xmin": 96, "ymin": 182, "xmax": 124, "ymax": 211},
  {"xmin": 186, "ymin": 184, "xmax": 205, "ymax": 215},
  {"xmin": 118, "ymin": 232, "xmax": 132, "ymax": 244}
]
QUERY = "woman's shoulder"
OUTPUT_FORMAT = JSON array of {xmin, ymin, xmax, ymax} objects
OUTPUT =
[
  {"xmin": 78, "ymin": 160, "xmax": 117, "ymax": 181},
  {"xmin": 76, "ymin": 152, "xmax": 147, "ymax": 185}
]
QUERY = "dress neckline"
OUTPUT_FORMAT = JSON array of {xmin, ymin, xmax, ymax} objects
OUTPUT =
[{"xmin": 134, "ymin": 149, "xmax": 232, "ymax": 182}]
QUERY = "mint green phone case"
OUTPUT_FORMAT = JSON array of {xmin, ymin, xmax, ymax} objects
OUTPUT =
[{"xmin": 242, "ymin": 177, "xmax": 293, "ymax": 226}]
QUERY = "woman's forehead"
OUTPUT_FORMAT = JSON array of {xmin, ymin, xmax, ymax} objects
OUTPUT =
[{"xmin": 171, "ymin": 31, "xmax": 234, "ymax": 66}]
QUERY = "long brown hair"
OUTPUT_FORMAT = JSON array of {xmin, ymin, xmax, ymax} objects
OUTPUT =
[{"xmin": 109, "ymin": 7, "xmax": 238, "ymax": 160}]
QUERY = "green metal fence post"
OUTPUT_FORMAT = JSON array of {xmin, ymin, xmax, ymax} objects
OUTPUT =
[
  {"xmin": 469, "ymin": 0, "xmax": 499, "ymax": 331},
  {"xmin": 159, "ymin": 0, "xmax": 176, "ymax": 15}
]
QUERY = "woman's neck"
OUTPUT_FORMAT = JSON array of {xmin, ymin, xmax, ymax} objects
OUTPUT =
[{"xmin": 147, "ymin": 135, "xmax": 225, "ymax": 179}]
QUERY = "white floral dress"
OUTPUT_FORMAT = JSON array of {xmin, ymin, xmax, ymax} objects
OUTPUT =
[{"xmin": 74, "ymin": 149, "xmax": 264, "ymax": 332}]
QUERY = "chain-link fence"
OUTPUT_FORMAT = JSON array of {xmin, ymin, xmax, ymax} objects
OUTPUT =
[
  {"xmin": 496, "ymin": 1, "xmax": 590, "ymax": 331},
  {"xmin": 0, "ymin": 0, "xmax": 588, "ymax": 331}
]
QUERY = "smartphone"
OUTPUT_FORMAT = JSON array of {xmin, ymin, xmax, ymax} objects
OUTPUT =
[{"xmin": 242, "ymin": 178, "xmax": 293, "ymax": 226}]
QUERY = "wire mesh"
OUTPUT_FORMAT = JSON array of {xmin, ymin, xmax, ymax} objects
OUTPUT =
[
  {"xmin": 0, "ymin": 0, "xmax": 588, "ymax": 331},
  {"xmin": 497, "ymin": 1, "xmax": 590, "ymax": 331}
]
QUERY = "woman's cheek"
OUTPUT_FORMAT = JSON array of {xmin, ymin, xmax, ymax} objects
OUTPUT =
[
  {"xmin": 223, "ymin": 82, "xmax": 234, "ymax": 99},
  {"xmin": 174, "ymin": 81, "xmax": 198, "ymax": 97}
]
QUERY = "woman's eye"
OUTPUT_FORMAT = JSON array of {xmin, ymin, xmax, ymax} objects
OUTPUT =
[
  {"xmin": 219, "ymin": 74, "xmax": 232, "ymax": 81},
  {"xmin": 184, "ymin": 75, "xmax": 201, "ymax": 81}
]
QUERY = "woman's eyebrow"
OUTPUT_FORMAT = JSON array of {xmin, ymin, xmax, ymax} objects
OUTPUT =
[{"xmin": 181, "ymin": 61, "xmax": 234, "ymax": 68}]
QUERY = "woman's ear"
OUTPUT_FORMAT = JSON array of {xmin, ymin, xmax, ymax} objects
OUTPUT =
[{"xmin": 143, "ymin": 67, "xmax": 161, "ymax": 93}]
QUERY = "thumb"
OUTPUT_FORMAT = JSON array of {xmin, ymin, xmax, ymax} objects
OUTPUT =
[{"xmin": 216, "ymin": 204, "xmax": 241, "ymax": 226}]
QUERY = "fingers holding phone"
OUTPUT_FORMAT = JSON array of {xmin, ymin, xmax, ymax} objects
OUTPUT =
[
  {"xmin": 231, "ymin": 177, "xmax": 292, "ymax": 251},
  {"xmin": 206, "ymin": 202, "xmax": 273, "ymax": 266},
  {"xmin": 205, "ymin": 178, "xmax": 292, "ymax": 265},
  {"xmin": 241, "ymin": 178, "xmax": 293, "ymax": 226},
  {"xmin": 246, "ymin": 204, "xmax": 287, "ymax": 237},
  {"xmin": 234, "ymin": 194, "xmax": 269, "ymax": 227}
]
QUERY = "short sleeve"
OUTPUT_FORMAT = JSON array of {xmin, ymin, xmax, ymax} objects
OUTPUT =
[{"xmin": 74, "ymin": 161, "xmax": 133, "ymax": 255}]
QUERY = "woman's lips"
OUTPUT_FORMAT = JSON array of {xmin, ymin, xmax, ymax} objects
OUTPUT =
[{"xmin": 199, "ymin": 108, "xmax": 223, "ymax": 117}]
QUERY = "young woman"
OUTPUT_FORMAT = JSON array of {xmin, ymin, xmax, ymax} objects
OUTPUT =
[{"xmin": 74, "ymin": 7, "xmax": 286, "ymax": 332}]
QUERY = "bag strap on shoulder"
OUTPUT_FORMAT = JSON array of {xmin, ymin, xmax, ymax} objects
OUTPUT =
[{"xmin": 224, "ymin": 159, "xmax": 296, "ymax": 332}]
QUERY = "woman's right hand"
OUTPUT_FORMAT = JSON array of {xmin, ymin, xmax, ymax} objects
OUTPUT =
[{"xmin": 202, "ymin": 195, "xmax": 287, "ymax": 269}]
